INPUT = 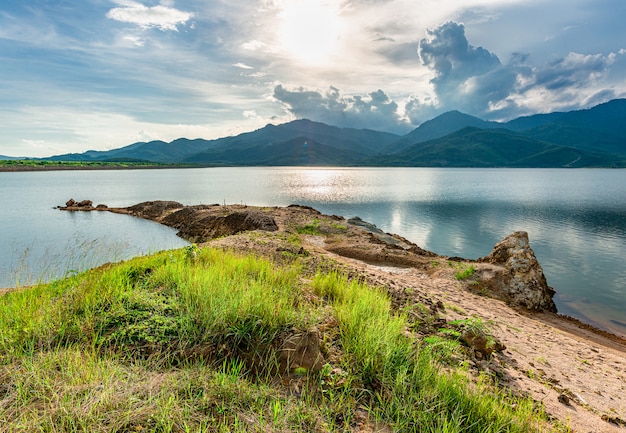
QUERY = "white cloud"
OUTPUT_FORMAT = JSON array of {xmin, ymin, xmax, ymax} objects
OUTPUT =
[
  {"xmin": 233, "ymin": 62, "xmax": 254, "ymax": 70},
  {"xmin": 273, "ymin": 84, "xmax": 410, "ymax": 133},
  {"xmin": 243, "ymin": 110, "xmax": 258, "ymax": 119},
  {"xmin": 107, "ymin": 1, "xmax": 194, "ymax": 31}
]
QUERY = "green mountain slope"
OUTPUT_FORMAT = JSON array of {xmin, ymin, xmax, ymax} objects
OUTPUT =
[
  {"xmin": 369, "ymin": 127, "xmax": 623, "ymax": 167},
  {"xmin": 181, "ymin": 137, "xmax": 363, "ymax": 166},
  {"xmin": 47, "ymin": 119, "xmax": 399, "ymax": 164},
  {"xmin": 383, "ymin": 111, "xmax": 500, "ymax": 154},
  {"xmin": 39, "ymin": 99, "xmax": 626, "ymax": 167}
]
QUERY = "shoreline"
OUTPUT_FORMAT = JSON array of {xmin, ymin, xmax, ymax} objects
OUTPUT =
[
  {"xmin": 4, "ymin": 200, "xmax": 626, "ymax": 429},
  {"xmin": 0, "ymin": 164, "xmax": 203, "ymax": 172}
]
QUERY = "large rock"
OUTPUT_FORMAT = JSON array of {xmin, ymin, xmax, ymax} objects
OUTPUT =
[{"xmin": 478, "ymin": 231, "xmax": 557, "ymax": 312}]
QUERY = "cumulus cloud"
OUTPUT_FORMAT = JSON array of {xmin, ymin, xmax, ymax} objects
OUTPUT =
[
  {"xmin": 413, "ymin": 21, "xmax": 623, "ymax": 120},
  {"xmin": 419, "ymin": 21, "xmax": 501, "ymax": 82},
  {"xmin": 273, "ymin": 84, "xmax": 410, "ymax": 132},
  {"xmin": 107, "ymin": 1, "xmax": 194, "ymax": 31},
  {"xmin": 417, "ymin": 21, "xmax": 503, "ymax": 111}
]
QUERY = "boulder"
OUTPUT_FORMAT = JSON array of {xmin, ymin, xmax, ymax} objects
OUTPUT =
[
  {"xmin": 478, "ymin": 231, "xmax": 557, "ymax": 312},
  {"xmin": 65, "ymin": 198, "xmax": 76, "ymax": 207},
  {"xmin": 77, "ymin": 200, "xmax": 93, "ymax": 208}
]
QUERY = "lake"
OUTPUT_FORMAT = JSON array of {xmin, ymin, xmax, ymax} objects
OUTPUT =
[{"xmin": 1, "ymin": 167, "xmax": 625, "ymax": 336}]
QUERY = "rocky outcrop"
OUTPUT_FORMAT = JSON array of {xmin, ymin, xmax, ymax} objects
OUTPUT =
[
  {"xmin": 62, "ymin": 198, "xmax": 95, "ymax": 210},
  {"xmin": 126, "ymin": 201, "xmax": 184, "ymax": 220},
  {"xmin": 478, "ymin": 231, "xmax": 557, "ymax": 312},
  {"xmin": 163, "ymin": 209, "xmax": 279, "ymax": 243},
  {"xmin": 347, "ymin": 216, "xmax": 436, "ymax": 256},
  {"xmin": 122, "ymin": 201, "xmax": 279, "ymax": 243}
]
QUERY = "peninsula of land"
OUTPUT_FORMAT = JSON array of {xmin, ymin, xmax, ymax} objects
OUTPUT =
[
  {"xmin": 2, "ymin": 200, "xmax": 625, "ymax": 432},
  {"xmin": 55, "ymin": 199, "xmax": 626, "ymax": 432}
]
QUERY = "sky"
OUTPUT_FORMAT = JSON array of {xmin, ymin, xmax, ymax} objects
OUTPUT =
[{"xmin": 1, "ymin": 0, "xmax": 625, "ymax": 157}]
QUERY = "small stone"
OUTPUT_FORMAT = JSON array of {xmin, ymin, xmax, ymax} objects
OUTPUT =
[{"xmin": 557, "ymin": 393, "xmax": 570, "ymax": 406}]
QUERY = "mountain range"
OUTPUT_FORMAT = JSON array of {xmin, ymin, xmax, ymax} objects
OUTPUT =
[{"xmin": 45, "ymin": 99, "xmax": 626, "ymax": 168}]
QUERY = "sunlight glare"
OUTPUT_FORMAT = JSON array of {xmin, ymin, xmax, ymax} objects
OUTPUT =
[{"xmin": 278, "ymin": 0, "xmax": 343, "ymax": 65}]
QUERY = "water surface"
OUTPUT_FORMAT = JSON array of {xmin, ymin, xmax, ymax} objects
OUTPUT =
[{"xmin": 1, "ymin": 167, "xmax": 624, "ymax": 336}]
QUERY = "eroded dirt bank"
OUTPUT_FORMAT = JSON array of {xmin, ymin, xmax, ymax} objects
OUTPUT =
[{"xmin": 60, "ymin": 200, "xmax": 626, "ymax": 432}]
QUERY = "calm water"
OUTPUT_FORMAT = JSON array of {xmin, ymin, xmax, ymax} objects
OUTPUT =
[{"xmin": 1, "ymin": 168, "xmax": 625, "ymax": 336}]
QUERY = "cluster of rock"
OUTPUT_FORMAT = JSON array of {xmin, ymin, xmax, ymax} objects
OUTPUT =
[{"xmin": 62, "ymin": 198, "xmax": 108, "ymax": 210}]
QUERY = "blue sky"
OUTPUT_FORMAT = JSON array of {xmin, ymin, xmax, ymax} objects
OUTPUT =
[{"xmin": 1, "ymin": 0, "xmax": 625, "ymax": 157}]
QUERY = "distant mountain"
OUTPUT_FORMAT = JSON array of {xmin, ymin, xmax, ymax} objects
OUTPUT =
[
  {"xmin": 516, "ymin": 99, "xmax": 626, "ymax": 156},
  {"xmin": 383, "ymin": 111, "xmax": 500, "ymax": 154},
  {"xmin": 382, "ymin": 99, "xmax": 626, "ymax": 160},
  {"xmin": 181, "ymin": 137, "xmax": 363, "ymax": 166},
  {"xmin": 47, "ymin": 119, "xmax": 400, "ymax": 164},
  {"xmin": 0, "ymin": 155, "xmax": 28, "ymax": 160},
  {"xmin": 368, "ymin": 127, "xmax": 621, "ymax": 168},
  {"xmin": 42, "ymin": 99, "xmax": 626, "ymax": 167}
]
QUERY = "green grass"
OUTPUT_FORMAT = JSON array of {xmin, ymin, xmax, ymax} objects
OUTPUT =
[
  {"xmin": 296, "ymin": 218, "xmax": 322, "ymax": 235},
  {"xmin": 0, "ymin": 159, "xmax": 193, "ymax": 170},
  {"xmin": 454, "ymin": 264, "xmax": 476, "ymax": 280},
  {"xmin": 0, "ymin": 246, "xmax": 555, "ymax": 432}
]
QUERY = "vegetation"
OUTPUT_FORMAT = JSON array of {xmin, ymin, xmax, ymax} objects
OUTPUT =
[
  {"xmin": 454, "ymin": 264, "xmax": 476, "ymax": 280},
  {"xmin": 0, "ymin": 160, "xmax": 192, "ymax": 170},
  {"xmin": 0, "ymin": 246, "xmax": 557, "ymax": 432}
]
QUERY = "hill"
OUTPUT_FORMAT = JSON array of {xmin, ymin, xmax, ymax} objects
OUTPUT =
[
  {"xmin": 41, "ymin": 99, "xmax": 626, "ymax": 168},
  {"xmin": 47, "ymin": 119, "xmax": 399, "ymax": 165},
  {"xmin": 382, "ymin": 110, "xmax": 500, "ymax": 154},
  {"xmin": 371, "ymin": 127, "xmax": 621, "ymax": 167}
]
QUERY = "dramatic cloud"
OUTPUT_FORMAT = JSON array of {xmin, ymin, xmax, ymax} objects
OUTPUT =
[
  {"xmin": 107, "ymin": 1, "xmax": 194, "ymax": 31},
  {"xmin": 419, "ymin": 21, "xmax": 501, "ymax": 83},
  {"xmin": 273, "ymin": 85, "xmax": 409, "ymax": 133},
  {"xmin": 417, "ymin": 21, "xmax": 503, "ymax": 112},
  {"xmin": 414, "ymin": 21, "xmax": 625, "ymax": 120},
  {"xmin": 533, "ymin": 52, "xmax": 616, "ymax": 91}
]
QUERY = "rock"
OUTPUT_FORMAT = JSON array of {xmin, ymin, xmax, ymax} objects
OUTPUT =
[
  {"xmin": 348, "ymin": 216, "xmax": 434, "ymax": 254},
  {"xmin": 478, "ymin": 231, "xmax": 557, "ymax": 312},
  {"xmin": 461, "ymin": 329, "xmax": 506, "ymax": 358},
  {"xmin": 77, "ymin": 200, "xmax": 93, "ymax": 208},
  {"xmin": 279, "ymin": 329, "xmax": 325, "ymax": 373},
  {"xmin": 65, "ymin": 198, "xmax": 76, "ymax": 207},
  {"xmin": 557, "ymin": 393, "xmax": 571, "ymax": 406},
  {"xmin": 96, "ymin": 204, "xmax": 108, "ymax": 209}
]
